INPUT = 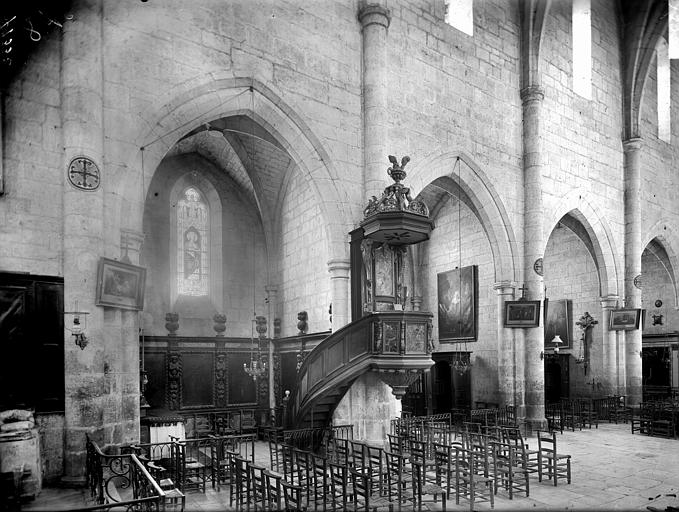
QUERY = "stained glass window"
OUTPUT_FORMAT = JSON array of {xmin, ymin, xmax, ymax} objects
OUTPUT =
[{"xmin": 177, "ymin": 187, "xmax": 209, "ymax": 296}]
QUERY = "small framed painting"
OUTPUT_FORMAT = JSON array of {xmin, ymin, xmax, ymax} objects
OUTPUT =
[
  {"xmin": 96, "ymin": 257, "xmax": 147, "ymax": 310},
  {"xmin": 609, "ymin": 308, "xmax": 641, "ymax": 330},
  {"xmin": 504, "ymin": 300, "xmax": 541, "ymax": 328}
]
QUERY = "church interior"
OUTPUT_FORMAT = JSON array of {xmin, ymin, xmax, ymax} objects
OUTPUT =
[{"xmin": 1, "ymin": 0, "xmax": 679, "ymax": 510}]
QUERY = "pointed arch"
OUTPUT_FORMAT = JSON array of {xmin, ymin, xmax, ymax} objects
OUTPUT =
[
  {"xmin": 408, "ymin": 151, "xmax": 519, "ymax": 284},
  {"xmin": 643, "ymin": 220, "xmax": 679, "ymax": 307},
  {"xmin": 544, "ymin": 188, "xmax": 620, "ymax": 297},
  {"xmin": 117, "ymin": 76, "xmax": 352, "ymax": 270}
]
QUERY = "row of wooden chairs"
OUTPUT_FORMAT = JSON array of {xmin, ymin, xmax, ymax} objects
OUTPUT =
[{"xmin": 631, "ymin": 401, "xmax": 678, "ymax": 438}]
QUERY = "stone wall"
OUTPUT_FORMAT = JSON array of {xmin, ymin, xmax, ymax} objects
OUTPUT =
[{"xmin": 544, "ymin": 224, "xmax": 602, "ymax": 397}]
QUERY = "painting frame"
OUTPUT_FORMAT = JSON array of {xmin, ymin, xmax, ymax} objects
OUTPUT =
[
  {"xmin": 437, "ymin": 265, "xmax": 477, "ymax": 341},
  {"xmin": 543, "ymin": 298, "xmax": 572, "ymax": 349},
  {"xmin": 504, "ymin": 300, "xmax": 541, "ymax": 328},
  {"xmin": 96, "ymin": 257, "xmax": 147, "ymax": 310},
  {"xmin": 609, "ymin": 308, "xmax": 641, "ymax": 330}
]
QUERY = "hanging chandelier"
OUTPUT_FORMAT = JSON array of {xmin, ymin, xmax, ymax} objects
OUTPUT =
[{"xmin": 244, "ymin": 315, "xmax": 268, "ymax": 381}]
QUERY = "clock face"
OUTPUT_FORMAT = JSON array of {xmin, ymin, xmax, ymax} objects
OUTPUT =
[{"xmin": 68, "ymin": 157, "xmax": 101, "ymax": 191}]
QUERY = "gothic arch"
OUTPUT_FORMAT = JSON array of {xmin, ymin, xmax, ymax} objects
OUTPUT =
[
  {"xmin": 643, "ymin": 220, "xmax": 679, "ymax": 307},
  {"xmin": 118, "ymin": 76, "xmax": 352, "ymax": 266},
  {"xmin": 408, "ymin": 151, "xmax": 519, "ymax": 285},
  {"xmin": 544, "ymin": 188, "xmax": 620, "ymax": 297}
]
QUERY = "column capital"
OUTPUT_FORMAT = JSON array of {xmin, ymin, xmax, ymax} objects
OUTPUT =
[
  {"xmin": 599, "ymin": 295, "xmax": 619, "ymax": 309},
  {"xmin": 622, "ymin": 137, "xmax": 643, "ymax": 152},
  {"xmin": 358, "ymin": 3, "xmax": 391, "ymax": 30},
  {"xmin": 328, "ymin": 258, "xmax": 351, "ymax": 276},
  {"xmin": 493, "ymin": 281, "xmax": 517, "ymax": 296},
  {"xmin": 520, "ymin": 85, "xmax": 544, "ymax": 105}
]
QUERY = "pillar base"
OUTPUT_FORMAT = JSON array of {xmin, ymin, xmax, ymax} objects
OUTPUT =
[{"xmin": 524, "ymin": 417, "xmax": 548, "ymax": 435}]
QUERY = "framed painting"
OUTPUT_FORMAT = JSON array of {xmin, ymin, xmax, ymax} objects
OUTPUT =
[
  {"xmin": 437, "ymin": 265, "xmax": 477, "ymax": 341},
  {"xmin": 543, "ymin": 298, "xmax": 572, "ymax": 349},
  {"xmin": 504, "ymin": 300, "xmax": 541, "ymax": 328},
  {"xmin": 96, "ymin": 257, "xmax": 147, "ymax": 310},
  {"xmin": 609, "ymin": 308, "xmax": 641, "ymax": 330}
]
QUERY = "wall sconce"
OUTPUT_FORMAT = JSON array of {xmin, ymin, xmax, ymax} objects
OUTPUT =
[
  {"xmin": 541, "ymin": 334, "xmax": 563, "ymax": 360},
  {"xmin": 65, "ymin": 302, "xmax": 90, "ymax": 350}
]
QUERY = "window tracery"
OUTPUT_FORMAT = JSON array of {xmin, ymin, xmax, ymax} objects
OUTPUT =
[{"xmin": 177, "ymin": 187, "xmax": 209, "ymax": 296}]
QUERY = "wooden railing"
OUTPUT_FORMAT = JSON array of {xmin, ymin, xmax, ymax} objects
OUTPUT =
[
  {"xmin": 85, "ymin": 436, "xmax": 166, "ymax": 511},
  {"xmin": 289, "ymin": 311, "xmax": 434, "ymax": 426}
]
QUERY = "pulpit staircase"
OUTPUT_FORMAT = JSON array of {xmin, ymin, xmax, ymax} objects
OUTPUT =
[{"xmin": 288, "ymin": 311, "xmax": 435, "ymax": 430}]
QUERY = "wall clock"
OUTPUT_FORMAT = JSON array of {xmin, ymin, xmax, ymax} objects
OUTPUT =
[
  {"xmin": 67, "ymin": 156, "xmax": 101, "ymax": 191},
  {"xmin": 655, "ymin": 299, "xmax": 662, "ymax": 308}
]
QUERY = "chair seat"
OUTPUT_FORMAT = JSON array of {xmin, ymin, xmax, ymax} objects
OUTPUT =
[{"xmin": 542, "ymin": 452, "xmax": 571, "ymax": 461}]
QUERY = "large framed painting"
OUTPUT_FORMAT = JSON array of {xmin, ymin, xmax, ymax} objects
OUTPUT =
[
  {"xmin": 544, "ymin": 298, "xmax": 572, "ymax": 349},
  {"xmin": 96, "ymin": 257, "xmax": 146, "ymax": 310},
  {"xmin": 437, "ymin": 265, "xmax": 477, "ymax": 341}
]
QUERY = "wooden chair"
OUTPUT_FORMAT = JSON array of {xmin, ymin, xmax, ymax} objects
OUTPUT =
[
  {"xmin": 609, "ymin": 395, "xmax": 632, "ymax": 424},
  {"xmin": 230, "ymin": 455, "xmax": 250, "ymax": 509},
  {"xmin": 579, "ymin": 399, "xmax": 598, "ymax": 429},
  {"xmin": 411, "ymin": 460, "xmax": 446, "ymax": 511},
  {"xmin": 349, "ymin": 467, "xmax": 393, "ymax": 511},
  {"xmin": 454, "ymin": 445, "xmax": 494, "ymax": 510},
  {"xmin": 631, "ymin": 402, "xmax": 653, "ymax": 435},
  {"xmin": 365, "ymin": 444, "xmax": 388, "ymax": 496},
  {"xmin": 263, "ymin": 469, "xmax": 282, "ymax": 511},
  {"xmin": 492, "ymin": 441, "xmax": 529, "ymax": 499},
  {"xmin": 294, "ymin": 449, "xmax": 314, "ymax": 505},
  {"xmin": 408, "ymin": 439, "xmax": 436, "ymax": 473},
  {"xmin": 500, "ymin": 426, "xmax": 539, "ymax": 477},
  {"xmin": 329, "ymin": 461, "xmax": 354, "ymax": 511},
  {"xmin": 311, "ymin": 454, "xmax": 332, "ymax": 511},
  {"xmin": 537, "ymin": 430, "xmax": 571, "ymax": 486},
  {"xmin": 651, "ymin": 404, "xmax": 676, "ymax": 438},
  {"xmin": 384, "ymin": 451, "xmax": 413, "ymax": 509},
  {"xmin": 266, "ymin": 428, "xmax": 285, "ymax": 473},
  {"xmin": 248, "ymin": 463, "xmax": 267, "ymax": 511},
  {"xmin": 281, "ymin": 479, "xmax": 307, "ymax": 511},
  {"xmin": 349, "ymin": 440, "xmax": 367, "ymax": 470}
]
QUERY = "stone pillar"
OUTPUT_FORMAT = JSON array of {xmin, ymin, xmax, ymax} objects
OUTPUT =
[
  {"xmin": 494, "ymin": 281, "xmax": 522, "ymax": 410},
  {"xmin": 328, "ymin": 259, "xmax": 351, "ymax": 331},
  {"xmin": 62, "ymin": 0, "xmax": 106, "ymax": 482},
  {"xmin": 358, "ymin": 3, "xmax": 391, "ymax": 201},
  {"xmin": 600, "ymin": 295, "xmax": 619, "ymax": 396},
  {"xmin": 265, "ymin": 286, "xmax": 278, "ymax": 417},
  {"xmin": 520, "ymin": 85, "xmax": 547, "ymax": 431},
  {"xmin": 623, "ymin": 138, "xmax": 643, "ymax": 406}
]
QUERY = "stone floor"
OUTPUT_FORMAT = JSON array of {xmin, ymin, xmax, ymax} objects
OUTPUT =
[{"xmin": 22, "ymin": 422, "xmax": 679, "ymax": 511}]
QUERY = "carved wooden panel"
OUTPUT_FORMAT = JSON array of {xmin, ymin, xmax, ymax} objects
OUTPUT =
[
  {"xmin": 382, "ymin": 321, "xmax": 401, "ymax": 353},
  {"xmin": 326, "ymin": 339, "xmax": 344, "ymax": 374},
  {"xmin": 308, "ymin": 355, "xmax": 324, "ymax": 390},
  {"xmin": 214, "ymin": 352, "xmax": 228, "ymax": 408},
  {"xmin": 406, "ymin": 322, "xmax": 427, "ymax": 353},
  {"xmin": 348, "ymin": 323, "xmax": 369, "ymax": 360},
  {"xmin": 167, "ymin": 352, "xmax": 182, "ymax": 410}
]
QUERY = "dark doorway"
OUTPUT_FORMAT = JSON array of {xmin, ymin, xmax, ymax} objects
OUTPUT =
[
  {"xmin": 432, "ymin": 360, "xmax": 452, "ymax": 414},
  {"xmin": 0, "ymin": 272, "xmax": 64, "ymax": 412},
  {"xmin": 544, "ymin": 355, "xmax": 569, "ymax": 403}
]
